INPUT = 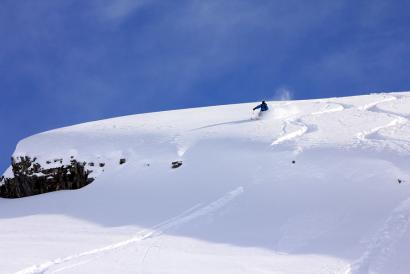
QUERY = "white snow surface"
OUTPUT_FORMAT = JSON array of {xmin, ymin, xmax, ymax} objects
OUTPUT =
[{"xmin": 2, "ymin": 92, "xmax": 410, "ymax": 274}]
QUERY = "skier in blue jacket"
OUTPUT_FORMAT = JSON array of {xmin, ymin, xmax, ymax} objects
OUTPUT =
[
  {"xmin": 253, "ymin": 101, "xmax": 269, "ymax": 111},
  {"xmin": 252, "ymin": 101, "xmax": 269, "ymax": 118}
]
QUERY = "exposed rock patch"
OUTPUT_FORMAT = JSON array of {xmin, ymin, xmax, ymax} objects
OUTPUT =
[
  {"xmin": 171, "ymin": 161, "xmax": 183, "ymax": 169},
  {"xmin": 0, "ymin": 156, "xmax": 94, "ymax": 198}
]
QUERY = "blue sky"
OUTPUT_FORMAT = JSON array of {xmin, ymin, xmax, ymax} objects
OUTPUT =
[{"xmin": 1, "ymin": 0, "xmax": 410, "ymax": 173}]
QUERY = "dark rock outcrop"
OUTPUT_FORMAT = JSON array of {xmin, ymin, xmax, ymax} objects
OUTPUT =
[
  {"xmin": 0, "ymin": 156, "xmax": 94, "ymax": 198},
  {"xmin": 171, "ymin": 161, "xmax": 183, "ymax": 169}
]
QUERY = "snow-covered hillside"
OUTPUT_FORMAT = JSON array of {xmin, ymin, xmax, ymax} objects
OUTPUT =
[{"xmin": 1, "ymin": 92, "xmax": 410, "ymax": 274}]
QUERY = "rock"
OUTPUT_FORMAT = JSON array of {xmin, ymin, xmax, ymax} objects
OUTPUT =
[
  {"xmin": 171, "ymin": 161, "xmax": 183, "ymax": 169},
  {"xmin": 99, "ymin": 163, "xmax": 105, "ymax": 167},
  {"xmin": 54, "ymin": 158, "xmax": 63, "ymax": 164},
  {"xmin": 88, "ymin": 162, "xmax": 95, "ymax": 167},
  {"xmin": 0, "ymin": 156, "xmax": 94, "ymax": 198},
  {"xmin": 119, "ymin": 158, "xmax": 126, "ymax": 165}
]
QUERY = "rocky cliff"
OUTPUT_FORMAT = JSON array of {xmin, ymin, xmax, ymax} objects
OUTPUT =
[{"xmin": 0, "ymin": 156, "xmax": 94, "ymax": 198}]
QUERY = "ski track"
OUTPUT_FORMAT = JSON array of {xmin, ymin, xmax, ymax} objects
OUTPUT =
[
  {"xmin": 51, "ymin": 259, "xmax": 96, "ymax": 274},
  {"xmin": 271, "ymin": 119, "xmax": 308, "ymax": 145},
  {"xmin": 13, "ymin": 187, "xmax": 245, "ymax": 274},
  {"xmin": 356, "ymin": 117, "xmax": 408, "ymax": 141},
  {"xmin": 357, "ymin": 95, "xmax": 397, "ymax": 111},
  {"xmin": 369, "ymin": 105, "xmax": 410, "ymax": 119},
  {"xmin": 271, "ymin": 102, "xmax": 345, "ymax": 146},
  {"xmin": 311, "ymin": 102, "xmax": 345, "ymax": 115},
  {"xmin": 356, "ymin": 95, "xmax": 409, "ymax": 143},
  {"xmin": 347, "ymin": 197, "xmax": 410, "ymax": 274}
]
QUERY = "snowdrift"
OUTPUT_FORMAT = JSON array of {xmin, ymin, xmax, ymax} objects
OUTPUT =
[{"xmin": 1, "ymin": 92, "xmax": 410, "ymax": 274}]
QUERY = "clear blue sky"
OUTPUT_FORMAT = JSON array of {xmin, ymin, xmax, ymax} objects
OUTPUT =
[{"xmin": 1, "ymin": 0, "xmax": 410, "ymax": 173}]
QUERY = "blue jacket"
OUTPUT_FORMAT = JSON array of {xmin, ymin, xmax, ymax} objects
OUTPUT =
[{"xmin": 253, "ymin": 102, "xmax": 269, "ymax": 111}]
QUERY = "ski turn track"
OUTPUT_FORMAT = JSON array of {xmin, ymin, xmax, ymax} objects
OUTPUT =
[
  {"xmin": 271, "ymin": 119, "xmax": 308, "ymax": 145},
  {"xmin": 347, "ymin": 198, "xmax": 410, "ymax": 274},
  {"xmin": 271, "ymin": 102, "xmax": 345, "ymax": 146},
  {"xmin": 311, "ymin": 102, "xmax": 345, "ymax": 115},
  {"xmin": 356, "ymin": 95, "xmax": 409, "ymax": 143},
  {"xmin": 356, "ymin": 117, "xmax": 407, "ymax": 141},
  {"xmin": 357, "ymin": 95, "xmax": 397, "ymax": 111},
  {"xmin": 13, "ymin": 187, "xmax": 245, "ymax": 274}
]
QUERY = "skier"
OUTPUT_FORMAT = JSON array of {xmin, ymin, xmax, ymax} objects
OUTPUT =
[{"xmin": 252, "ymin": 101, "xmax": 269, "ymax": 118}]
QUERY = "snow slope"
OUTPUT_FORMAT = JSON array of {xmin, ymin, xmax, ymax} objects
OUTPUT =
[{"xmin": 1, "ymin": 92, "xmax": 410, "ymax": 274}]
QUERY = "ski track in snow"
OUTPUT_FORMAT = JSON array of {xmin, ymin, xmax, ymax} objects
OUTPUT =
[
  {"xmin": 271, "ymin": 95, "xmax": 409, "ymax": 151},
  {"xmin": 369, "ymin": 105, "xmax": 410, "ymax": 119},
  {"xmin": 271, "ymin": 119, "xmax": 308, "ymax": 145},
  {"xmin": 357, "ymin": 96, "xmax": 397, "ymax": 111},
  {"xmin": 356, "ymin": 117, "xmax": 407, "ymax": 141},
  {"xmin": 311, "ymin": 102, "xmax": 345, "ymax": 115},
  {"xmin": 356, "ymin": 95, "xmax": 409, "ymax": 143},
  {"xmin": 13, "ymin": 187, "xmax": 245, "ymax": 274},
  {"xmin": 347, "ymin": 198, "xmax": 410, "ymax": 274},
  {"xmin": 271, "ymin": 102, "xmax": 345, "ymax": 146}
]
